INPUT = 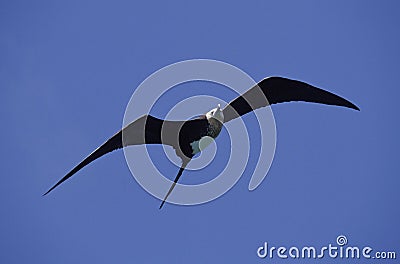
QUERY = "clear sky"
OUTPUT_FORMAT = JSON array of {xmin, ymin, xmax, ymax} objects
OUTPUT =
[{"xmin": 1, "ymin": 0, "xmax": 399, "ymax": 263}]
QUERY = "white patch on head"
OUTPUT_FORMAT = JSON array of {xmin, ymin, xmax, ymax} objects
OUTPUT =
[{"xmin": 206, "ymin": 104, "xmax": 224, "ymax": 123}]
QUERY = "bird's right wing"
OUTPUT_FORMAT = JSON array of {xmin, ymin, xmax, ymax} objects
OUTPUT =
[
  {"xmin": 43, "ymin": 115, "xmax": 184, "ymax": 195},
  {"xmin": 222, "ymin": 77, "xmax": 360, "ymax": 123}
]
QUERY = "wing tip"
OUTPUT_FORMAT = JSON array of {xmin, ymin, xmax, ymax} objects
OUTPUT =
[
  {"xmin": 262, "ymin": 76, "xmax": 361, "ymax": 112},
  {"xmin": 351, "ymin": 103, "xmax": 360, "ymax": 111},
  {"xmin": 42, "ymin": 182, "xmax": 59, "ymax": 196},
  {"xmin": 340, "ymin": 100, "xmax": 360, "ymax": 111}
]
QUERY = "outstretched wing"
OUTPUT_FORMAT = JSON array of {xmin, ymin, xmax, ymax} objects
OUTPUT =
[
  {"xmin": 222, "ymin": 77, "xmax": 360, "ymax": 123},
  {"xmin": 43, "ymin": 115, "xmax": 184, "ymax": 195}
]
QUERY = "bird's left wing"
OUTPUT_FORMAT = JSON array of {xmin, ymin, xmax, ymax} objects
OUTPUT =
[
  {"xmin": 43, "ymin": 115, "xmax": 184, "ymax": 195},
  {"xmin": 222, "ymin": 77, "xmax": 360, "ymax": 123}
]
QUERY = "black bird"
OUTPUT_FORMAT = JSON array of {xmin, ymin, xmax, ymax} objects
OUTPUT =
[{"xmin": 43, "ymin": 77, "xmax": 359, "ymax": 208}]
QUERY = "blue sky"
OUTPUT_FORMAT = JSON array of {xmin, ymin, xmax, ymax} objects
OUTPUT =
[{"xmin": 1, "ymin": 0, "xmax": 399, "ymax": 263}]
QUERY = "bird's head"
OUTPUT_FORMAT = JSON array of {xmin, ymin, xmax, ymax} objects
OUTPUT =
[{"xmin": 206, "ymin": 104, "xmax": 224, "ymax": 123}]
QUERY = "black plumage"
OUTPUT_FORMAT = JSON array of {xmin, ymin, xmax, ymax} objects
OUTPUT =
[{"xmin": 43, "ymin": 77, "xmax": 359, "ymax": 208}]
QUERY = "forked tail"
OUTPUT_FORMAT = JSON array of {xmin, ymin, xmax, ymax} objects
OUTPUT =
[{"xmin": 159, "ymin": 161, "xmax": 189, "ymax": 209}]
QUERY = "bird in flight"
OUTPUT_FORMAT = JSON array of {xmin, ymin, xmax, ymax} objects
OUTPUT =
[{"xmin": 43, "ymin": 77, "xmax": 359, "ymax": 208}]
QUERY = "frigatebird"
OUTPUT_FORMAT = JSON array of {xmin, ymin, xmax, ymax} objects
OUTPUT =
[{"xmin": 43, "ymin": 77, "xmax": 359, "ymax": 208}]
